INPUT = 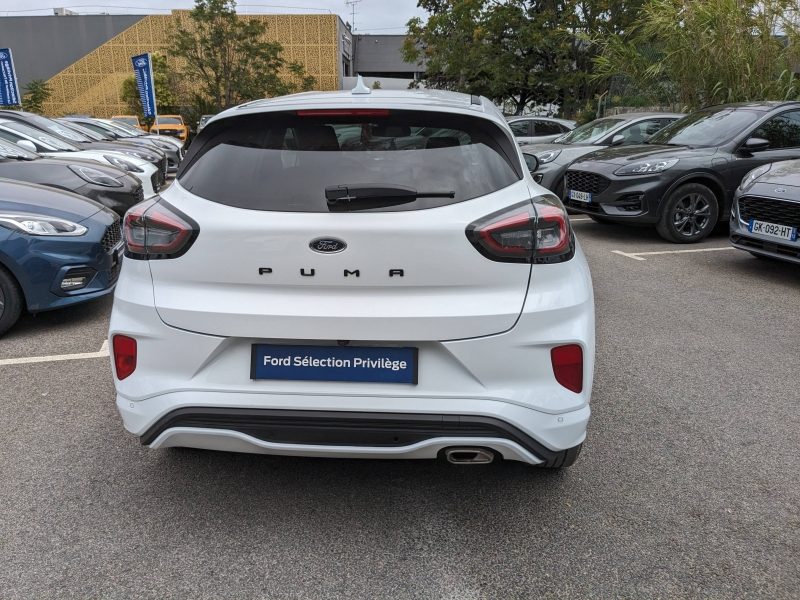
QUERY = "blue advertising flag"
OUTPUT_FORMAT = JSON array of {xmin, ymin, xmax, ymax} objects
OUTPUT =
[
  {"xmin": 131, "ymin": 53, "xmax": 157, "ymax": 119},
  {"xmin": 0, "ymin": 48, "xmax": 21, "ymax": 107}
]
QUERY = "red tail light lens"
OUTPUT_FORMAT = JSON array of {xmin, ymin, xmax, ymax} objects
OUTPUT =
[
  {"xmin": 551, "ymin": 344, "xmax": 583, "ymax": 393},
  {"xmin": 466, "ymin": 202, "xmax": 536, "ymax": 262},
  {"xmin": 123, "ymin": 200, "xmax": 199, "ymax": 259},
  {"xmin": 113, "ymin": 335, "xmax": 137, "ymax": 380},
  {"xmin": 466, "ymin": 197, "xmax": 573, "ymax": 263}
]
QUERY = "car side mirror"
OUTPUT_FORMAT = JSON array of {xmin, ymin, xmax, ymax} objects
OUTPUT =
[
  {"xmin": 610, "ymin": 134, "xmax": 625, "ymax": 146},
  {"xmin": 16, "ymin": 140, "xmax": 37, "ymax": 152},
  {"xmin": 744, "ymin": 137, "xmax": 770, "ymax": 152},
  {"xmin": 523, "ymin": 153, "xmax": 539, "ymax": 173}
]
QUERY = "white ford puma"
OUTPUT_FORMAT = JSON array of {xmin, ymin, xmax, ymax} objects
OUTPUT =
[{"xmin": 110, "ymin": 85, "xmax": 594, "ymax": 468}]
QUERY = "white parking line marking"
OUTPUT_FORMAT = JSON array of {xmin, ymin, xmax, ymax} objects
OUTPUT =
[
  {"xmin": 570, "ymin": 217, "xmax": 591, "ymax": 222},
  {"xmin": 612, "ymin": 247, "xmax": 736, "ymax": 261},
  {"xmin": 0, "ymin": 340, "xmax": 109, "ymax": 366}
]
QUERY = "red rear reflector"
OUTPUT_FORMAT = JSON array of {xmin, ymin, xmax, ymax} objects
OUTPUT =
[
  {"xmin": 113, "ymin": 335, "xmax": 137, "ymax": 381},
  {"xmin": 296, "ymin": 109, "xmax": 390, "ymax": 116},
  {"xmin": 551, "ymin": 345, "xmax": 583, "ymax": 393}
]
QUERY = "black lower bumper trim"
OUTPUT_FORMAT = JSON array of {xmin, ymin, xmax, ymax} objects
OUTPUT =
[
  {"xmin": 140, "ymin": 408, "xmax": 560, "ymax": 463},
  {"xmin": 731, "ymin": 234, "xmax": 800, "ymax": 262}
]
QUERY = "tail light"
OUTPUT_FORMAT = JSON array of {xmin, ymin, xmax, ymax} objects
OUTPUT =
[
  {"xmin": 113, "ymin": 335, "xmax": 137, "ymax": 380},
  {"xmin": 465, "ymin": 196, "xmax": 573, "ymax": 263},
  {"xmin": 551, "ymin": 344, "xmax": 583, "ymax": 393},
  {"xmin": 123, "ymin": 199, "xmax": 199, "ymax": 259}
]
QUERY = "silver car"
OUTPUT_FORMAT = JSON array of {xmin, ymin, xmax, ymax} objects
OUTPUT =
[
  {"xmin": 521, "ymin": 113, "xmax": 685, "ymax": 197},
  {"xmin": 506, "ymin": 116, "xmax": 576, "ymax": 145}
]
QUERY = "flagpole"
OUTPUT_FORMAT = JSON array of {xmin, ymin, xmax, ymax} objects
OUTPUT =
[{"xmin": 149, "ymin": 53, "xmax": 159, "ymax": 135}]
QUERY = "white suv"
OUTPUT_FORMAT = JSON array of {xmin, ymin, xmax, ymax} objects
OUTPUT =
[{"xmin": 110, "ymin": 86, "xmax": 594, "ymax": 468}]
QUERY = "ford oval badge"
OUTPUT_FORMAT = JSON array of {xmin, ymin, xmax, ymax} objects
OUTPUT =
[{"xmin": 310, "ymin": 238, "xmax": 347, "ymax": 253}]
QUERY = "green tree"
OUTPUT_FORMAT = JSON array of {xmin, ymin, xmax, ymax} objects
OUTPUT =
[
  {"xmin": 21, "ymin": 79, "xmax": 52, "ymax": 114},
  {"xmin": 403, "ymin": 0, "xmax": 644, "ymax": 117},
  {"xmin": 592, "ymin": 0, "xmax": 800, "ymax": 110},
  {"xmin": 120, "ymin": 52, "xmax": 180, "ymax": 121},
  {"xmin": 171, "ymin": 0, "xmax": 315, "ymax": 110}
]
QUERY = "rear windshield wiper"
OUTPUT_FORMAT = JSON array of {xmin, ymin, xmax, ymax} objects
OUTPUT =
[{"xmin": 325, "ymin": 184, "xmax": 455, "ymax": 211}]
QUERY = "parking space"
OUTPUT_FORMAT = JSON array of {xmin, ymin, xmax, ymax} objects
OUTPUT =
[{"xmin": 1, "ymin": 218, "xmax": 798, "ymax": 598}]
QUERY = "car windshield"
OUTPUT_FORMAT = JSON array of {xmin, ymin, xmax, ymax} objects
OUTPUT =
[
  {"xmin": 646, "ymin": 108, "xmax": 760, "ymax": 147},
  {"xmin": 179, "ymin": 110, "xmax": 522, "ymax": 212},
  {"xmin": 114, "ymin": 117, "xmax": 138, "ymax": 126},
  {"xmin": 157, "ymin": 117, "xmax": 183, "ymax": 125},
  {"xmin": 0, "ymin": 140, "xmax": 38, "ymax": 160},
  {"xmin": 0, "ymin": 122, "xmax": 81, "ymax": 151},
  {"xmin": 110, "ymin": 122, "xmax": 145, "ymax": 136},
  {"xmin": 17, "ymin": 114, "xmax": 93, "ymax": 143},
  {"xmin": 553, "ymin": 118, "xmax": 625, "ymax": 145},
  {"xmin": 57, "ymin": 121, "xmax": 108, "ymax": 141},
  {"xmin": 100, "ymin": 122, "xmax": 135, "ymax": 137},
  {"xmin": 72, "ymin": 120, "xmax": 122, "ymax": 138}
]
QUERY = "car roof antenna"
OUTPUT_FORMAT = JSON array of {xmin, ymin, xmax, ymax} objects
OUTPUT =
[{"xmin": 351, "ymin": 74, "xmax": 372, "ymax": 95}]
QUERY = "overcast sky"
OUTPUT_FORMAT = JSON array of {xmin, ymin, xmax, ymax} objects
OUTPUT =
[{"xmin": 1, "ymin": 0, "xmax": 427, "ymax": 32}]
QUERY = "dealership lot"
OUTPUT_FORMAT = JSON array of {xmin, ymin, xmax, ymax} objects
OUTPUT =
[{"xmin": 0, "ymin": 217, "xmax": 798, "ymax": 598}]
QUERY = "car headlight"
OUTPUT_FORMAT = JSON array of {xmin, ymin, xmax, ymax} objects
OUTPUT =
[
  {"xmin": 124, "ymin": 150, "xmax": 157, "ymax": 162},
  {"xmin": 0, "ymin": 213, "xmax": 87, "ymax": 236},
  {"xmin": 536, "ymin": 149, "xmax": 562, "ymax": 164},
  {"xmin": 68, "ymin": 164, "xmax": 124, "ymax": 187},
  {"xmin": 103, "ymin": 155, "xmax": 144, "ymax": 173},
  {"xmin": 151, "ymin": 140, "xmax": 173, "ymax": 150},
  {"xmin": 614, "ymin": 159, "xmax": 679, "ymax": 176},
  {"xmin": 740, "ymin": 163, "xmax": 771, "ymax": 191}
]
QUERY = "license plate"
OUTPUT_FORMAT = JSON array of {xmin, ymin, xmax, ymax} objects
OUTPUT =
[
  {"xmin": 569, "ymin": 189, "xmax": 592, "ymax": 203},
  {"xmin": 251, "ymin": 344, "xmax": 418, "ymax": 384},
  {"xmin": 748, "ymin": 219, "xmax": 798, "ymax": 241}
]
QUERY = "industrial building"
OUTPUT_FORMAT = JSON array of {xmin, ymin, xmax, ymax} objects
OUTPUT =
[{"xmin": 0, "ymin": 11, "xmax": 418, "ymax": 117}]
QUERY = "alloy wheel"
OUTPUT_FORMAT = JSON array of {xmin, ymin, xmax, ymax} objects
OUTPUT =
[{"xmin": 672, "ymin": 193, "xmax": 711, "ymax": 237}]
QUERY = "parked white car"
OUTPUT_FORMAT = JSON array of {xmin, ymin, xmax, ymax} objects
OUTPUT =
[
  {"xmin": 506, "ymin": 116, "xmax": 576, "ymax": 145},
  {"xmin": 110, "ymin": 83, "xmax": 595, "ymax": 468},
  {"xmin": 0, "ymin": 119, "xmax": 161, "ymax": 199}
]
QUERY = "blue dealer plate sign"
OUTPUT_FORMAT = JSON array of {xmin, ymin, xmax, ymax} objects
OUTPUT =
[{"xmin": 251, "ymin": 344, "xmax": 418, "ymax": 384}]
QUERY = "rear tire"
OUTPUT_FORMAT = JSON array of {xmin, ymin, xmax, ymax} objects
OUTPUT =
[
  {"xmin": 538, "ymin": 443, "xmax": 582, "ymax": 469},
  {"xmin": 656, "ymin": 183, "xmax": 718, "ymax": 243},
  {"xmin": 0, "ymin": 264, "xmax": 24, "ymax": 337}
]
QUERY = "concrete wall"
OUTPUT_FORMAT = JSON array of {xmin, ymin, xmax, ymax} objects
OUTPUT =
[
  {"xmin": 354, "ymin": 34, "xmax": 417, "ymax": 78},
  {"xmin": 342, "ymin": 76, "xmax": 416, "ymax": 91},
  {"xmin": 0, "ymin": 15, "xmax": 145, "ymax": 91}
]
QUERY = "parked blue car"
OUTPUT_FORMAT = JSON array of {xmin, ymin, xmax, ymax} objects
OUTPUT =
[{"xmin": 0, "ymin": 178, "xmax": 121, "ymax": 336}]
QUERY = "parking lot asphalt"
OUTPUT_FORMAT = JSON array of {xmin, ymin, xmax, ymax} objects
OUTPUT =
[{"xmin": 1, "ymin": 216, "xmax": 798, "ymax": 599}]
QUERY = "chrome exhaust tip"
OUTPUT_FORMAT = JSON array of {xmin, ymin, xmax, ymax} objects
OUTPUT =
[{"xmin": 444, "ymin": 447, "xmax": 494, "ymax": 465}]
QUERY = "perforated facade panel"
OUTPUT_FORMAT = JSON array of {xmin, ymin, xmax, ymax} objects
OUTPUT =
[{"xmin": 37, "ymin": 12, "xmax": 341, "ymax": 118}]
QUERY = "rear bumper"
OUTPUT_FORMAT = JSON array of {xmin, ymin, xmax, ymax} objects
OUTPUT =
[{"xmin": 119, "ymin": 394, "xmax": 590, "ymax": 465}]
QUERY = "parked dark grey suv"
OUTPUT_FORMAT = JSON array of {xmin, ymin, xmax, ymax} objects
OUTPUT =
[{"xmin": 563, "ymin": 102, "xmax": 800, "ymax": 242}]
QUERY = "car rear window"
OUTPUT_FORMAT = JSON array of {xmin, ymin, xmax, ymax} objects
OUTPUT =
[{"xmin": 178, "ymin": 110, "xmax": 522, "ymax": 212}]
